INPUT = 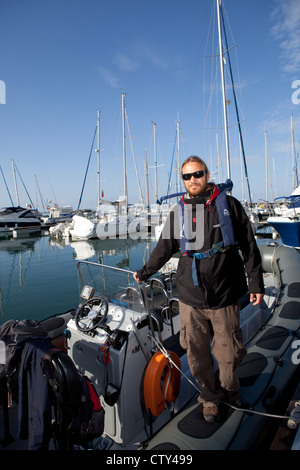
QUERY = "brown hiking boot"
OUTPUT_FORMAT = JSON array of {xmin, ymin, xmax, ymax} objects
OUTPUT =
[
  {"xmin": 203, "ymin": 404, "xmax": 219, "ymax": 423},
  {"xmin": 223, "ymin": 390, "xmax": 243, "ymax": 407}
]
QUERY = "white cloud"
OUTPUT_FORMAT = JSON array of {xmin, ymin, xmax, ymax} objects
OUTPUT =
[
  {"xmin": 97, "ymin": 42, "xmax": 169, "ymax": 90},
  {"xmin": 270, "ymin": 0, "xmax": 300, "ymax": 73},
  {"xmin": 98, "ymin": 66, "xmax": 120, "ymax": 88},
  {"xmin": 114, "ymin": 52, "xmax": 139, "ymax": 72},
  {"xmin": 137, "ymin": 42, "xmax": 169, "ymax": 70}
]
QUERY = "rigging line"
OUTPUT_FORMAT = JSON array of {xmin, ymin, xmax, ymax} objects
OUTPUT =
[
  {"xmin": 220, "ymin": 6, "xmax": 252, "ymax": 205},
  {"xmin": 166, "ymin": 129, "xmax": 178, "ymax": 198},
  {"xmin": 77, "ymin": 125, "xmax": 97, "ymax": 210},
  {"xmin": 203, "ymin": 0, "xmax": 218, "ymax": 147},
  {"xmin": 152, "ymin": 335, "xmax": 299, "ymax": 424},
  {"xmin": 36, "ymin": 178, "xmax": 46, "ymax": 212},
  {"xmin": 102, "ymin": 98, "xmax": 121, "ymax": 154},
  {"xmin": 14, "ymin": 163, "xmax": 35, "ymax": 208},
  {"xmin": 203, "ymin": 63, "xmax": 219, "ymax": 129},
  {"xmin": 125, "ymin": 107, "xmax": 144, "ymax": 206},
  {"xmin": 151, "ymin": 336, "xmax": 199, "ymax": 393},
  {"xmin": 48, "ymin": 179, "xmax": 57, "ymax": 205},
  {"xmin": 0, "ymin": 165, "xmax": 14, "ymax": 206},
  {"xmin": 147, "ymin": 126, "xmax": 154, "ymax": 155},
  {"xmin": 222, "ymin": 3, "xmax": 246, "ymax": 136}
]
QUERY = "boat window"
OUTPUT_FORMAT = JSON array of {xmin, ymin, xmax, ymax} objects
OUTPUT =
[
  {"xmin": 77, "ymin": 261, "xmax": 145, "ymax": 314},
  {"xmin": 21, "ymin": 210, "xmax": 37, "ymax": 218},
  {"xmin": 0, "ymin": 207, "xmax": 24, "ymax": 215}
]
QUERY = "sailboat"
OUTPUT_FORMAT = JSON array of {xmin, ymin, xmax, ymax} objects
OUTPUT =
[
  {"xmin": 3, "ymin": 2, "xmax": 300, "ymax": 452},
  {"xmin": 94, "ymin": 94, "xmax": 148, "ymax": 239},
  {"xmin": 205, "ymin": 0, "xmax": 259, "ymax": 232},
  {"xmin": 155, "ymin": 0, "xmax": 258, "ymax": 237},
  {"xmin": 56, "ymin": 99, "xmax": 148, "ymax": 241}
]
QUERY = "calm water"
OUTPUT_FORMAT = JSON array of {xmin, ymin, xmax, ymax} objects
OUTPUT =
[
  {"xmin": 0, "ymin": 225, "xmax": 279, "ymax": 326},
  {"xmin": 0, "ymin": 232, "xmax": 156, "ymax": 326}
]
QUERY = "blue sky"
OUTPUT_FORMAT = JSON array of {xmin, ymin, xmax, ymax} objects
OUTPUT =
[{"xmin": 0, "ymin": 0, "xmax": 300, "ymax": 210}]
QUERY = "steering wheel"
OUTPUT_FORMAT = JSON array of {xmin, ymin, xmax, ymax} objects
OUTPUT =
[{"xmin": 75, "ymin": 296, "xmax": 109, "ymax": 333}]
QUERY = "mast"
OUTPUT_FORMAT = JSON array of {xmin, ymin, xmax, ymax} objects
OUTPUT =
[
  {"xmin": 265, "ymin": 131, "xmax": 268, "ymax": 201},
  {"xmin": 273, "ymin": 158, "xmax": 277, "ymax": 200},
  {"xmin": 216, "ymin": 132, "xmax": 222, "ymax": 182},
  {"xmin": 145, "ymin": 147, "xmax": 150, "ymax": 209},
  {"xmin": 176, "ymin": 116, "xmax": 181, "ymax": 193},
  {"xmin": 125, "ymin": 107, "xmax": 144, "ymax": 207},
  {"xmin": 219, "ymin": 2, "xmax": 253, "ymax": 204},
  {"xmin": 121, "ymin": 93, "xmax": 128, "ymax": 213},
  {"xmin": 96, "ymin": 110, "xmax": 101, "ymax": 207},
  {"xmin": 217, "ymin": 0, "xmax": 230, "ymax": 179},
  {"xmin": 11, "ymin": 159, "xmax": 20, "ymax": 206},
  {"xmin": 153, "ymin": 122, "xmax": 158, "ymax": 204},
  {"xmin": 291, "ymin": 114, "xmax": 297, "ymax": 190},
  {"xmin": 34, "ymin": 174, "xmax": 38, "ymax": 210}
]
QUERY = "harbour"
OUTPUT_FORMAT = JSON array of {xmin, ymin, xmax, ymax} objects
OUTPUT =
[
  {"xmin": 0, "ymin": 220, "xmax": 277, "ymax": 327},
  {"xmin": 1, "ymin": 0, "xmax": 300, "ymax": 454},
  {"xmin": 2, "ymin": 228, "xmax": 300, "ymax": 452},
  {"xmin": 0, "ymin": 230, "xmax": 156, "ymax": 325}
]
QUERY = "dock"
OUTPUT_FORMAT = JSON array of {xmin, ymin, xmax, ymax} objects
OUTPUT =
[{"xmin": 12, "ymin": 226, "xmax": 42, "ymax": 238}]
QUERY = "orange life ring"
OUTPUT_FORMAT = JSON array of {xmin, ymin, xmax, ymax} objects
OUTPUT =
[{"xmin": 144, "ymin": 350, "xmax": 181, "ymax": 417}]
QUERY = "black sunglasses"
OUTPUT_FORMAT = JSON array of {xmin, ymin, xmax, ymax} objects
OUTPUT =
[{"xmin": 182, "ymin": 170, "xmax": 207, "ymax": 181}]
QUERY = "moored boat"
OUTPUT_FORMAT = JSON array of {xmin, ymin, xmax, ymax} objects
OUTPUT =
[
  {"xmin": 145, "ymin": 243, "xmax": 300, "ymax": 450},
  {"xmin": 0, "ymin": 206, "xmax": 41, "ymax": 234},
  {"xmin": 41, "ymin": 205, "xmax": 74, "ymax": 226},
  {"xmin": 267, "ymin": 215, "xmax": 300, "ymax": 249},
  {"xmin": 1, "ymin": 243, "xmax": 300, "ymax": 450}
]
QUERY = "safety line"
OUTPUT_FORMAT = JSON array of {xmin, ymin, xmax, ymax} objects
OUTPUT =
[{"xmin": 151, "ymin": 336, "xmax": 300, "ymax": 426}]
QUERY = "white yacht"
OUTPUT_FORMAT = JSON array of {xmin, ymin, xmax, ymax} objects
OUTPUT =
[{"xmin": 0, "ymin": 206, "xmax": 41, "ymax": 233}]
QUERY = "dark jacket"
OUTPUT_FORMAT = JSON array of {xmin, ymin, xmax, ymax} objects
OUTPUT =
[
  {"xmin": 137, "ymin": 186, "xmax": 264, "ymax": 309},
  {"xmin": 18, "ymin": 338, "xmax": 53, "ymax": 450}
]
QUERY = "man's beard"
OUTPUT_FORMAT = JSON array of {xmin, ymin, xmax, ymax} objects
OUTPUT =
[{"xmin": 186, "ymin": 182, "xmax": 205, "ymax": 197}]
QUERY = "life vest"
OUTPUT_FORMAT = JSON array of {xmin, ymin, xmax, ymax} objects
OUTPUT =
[{"xmin": 178, "ymin": 183, "xmax": 236, "ymax": 285}]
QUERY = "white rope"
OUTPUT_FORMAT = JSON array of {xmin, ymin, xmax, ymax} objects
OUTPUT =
[
  {"xmin": 151, "ymin": 335, "xmax": 300, "ymax": 426},
  {"xmin": 151, "ymin": 336, "xmax": 202, "ymax": 394}
]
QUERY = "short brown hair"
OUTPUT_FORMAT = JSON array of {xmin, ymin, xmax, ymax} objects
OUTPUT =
[{"xmin": 181, "ymin": 156, "xmax": 209, "ymax": 176}]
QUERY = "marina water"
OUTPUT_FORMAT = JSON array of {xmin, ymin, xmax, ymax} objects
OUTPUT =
[{"xmin": 0, "ymin": 232, "xmax": 156, "ymax": 325}]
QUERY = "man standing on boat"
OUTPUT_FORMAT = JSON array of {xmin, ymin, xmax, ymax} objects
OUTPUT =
[{"xmin": 133, "ymin": 156, "xmax": 264, "ymax": 423}]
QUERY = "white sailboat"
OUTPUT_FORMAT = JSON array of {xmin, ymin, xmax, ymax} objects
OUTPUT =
[
  {"xmin": 94, "ymin": 94, "xmax": 148, "ymax": 239},
  {"xmin": 54, "ymin": 98, "xmax": 148, "ymax": 241}
]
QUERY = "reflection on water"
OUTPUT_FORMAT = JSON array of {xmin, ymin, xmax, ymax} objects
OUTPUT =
[
  {"xmin": 0, "ymin": 232, "xmax": 155, "ymax": 325},
  {"xmin": 0, "ymin": 227, "xmax": 276, "ymax": 325}
]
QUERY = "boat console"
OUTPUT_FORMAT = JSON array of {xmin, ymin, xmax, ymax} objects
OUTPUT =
[
  {"xmin": 66, "ymin": 261, "xmax": 192, "ymax": 448},
  {"xmin": 65, "ymin": 254, "xmax": 279, "ymax": 449}
]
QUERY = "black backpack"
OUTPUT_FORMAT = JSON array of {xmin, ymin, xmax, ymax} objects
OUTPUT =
[
  {"xmin": 41, "ymin": 347, "xmax": 104, "ymax": 448},
  {"xmin": 70, "ymin": 374, "xmax": 105, "ymax": 445}
]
